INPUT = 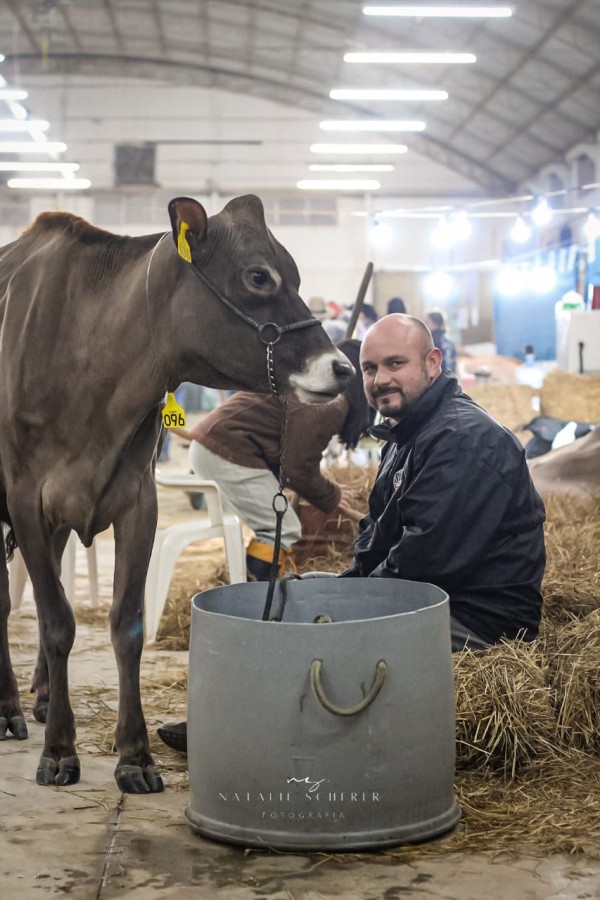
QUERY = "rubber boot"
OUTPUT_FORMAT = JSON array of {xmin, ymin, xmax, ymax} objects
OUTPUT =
[
  {"xmin": 246, "ymin": 539, "xmax": 295, "ymax": 581},
  {"xmin": 246, "ymin": 553, "xmax": 273, "ymax": 582}
]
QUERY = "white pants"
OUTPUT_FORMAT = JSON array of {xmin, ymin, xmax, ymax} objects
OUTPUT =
[{"xmin": 189, "ymin": 442, "xmax": 302, "ymax": 549}]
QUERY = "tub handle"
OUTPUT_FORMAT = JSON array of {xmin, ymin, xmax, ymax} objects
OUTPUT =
[{"xmin": 310, "ymin": 659, "xmax": 388, "ymax": 717}]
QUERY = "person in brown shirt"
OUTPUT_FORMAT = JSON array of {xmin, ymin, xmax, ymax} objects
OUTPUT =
[{"xmin": 181, "ymin": 339, "xmax": 371, "ymax": 580}]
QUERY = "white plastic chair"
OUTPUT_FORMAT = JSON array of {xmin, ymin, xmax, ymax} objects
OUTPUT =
[
  {"xmin": 8, "ymin": 531, "xmax": 99, "ymax": 609},
  {"xmin": 144, "ymin": 470, "xmax": 246, "ymax": 643}
]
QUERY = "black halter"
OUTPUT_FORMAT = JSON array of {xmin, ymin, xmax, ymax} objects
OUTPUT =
[{"xmin": 186, "ymin": 259, "xmax": 321, "ymax": 396}]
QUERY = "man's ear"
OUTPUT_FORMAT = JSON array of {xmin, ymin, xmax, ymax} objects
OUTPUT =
[
  {"xmin": 428, "ymin": 346, "xmax": 443, "ymax": 373},
  {"xmin": 168, "ymin": 197, "xmax": 208, "ymax": 262}
]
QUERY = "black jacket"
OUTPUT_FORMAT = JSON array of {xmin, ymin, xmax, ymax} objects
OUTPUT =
[{"xmin": 341, "ymin": 374, "xmax": 546, "ymax": 644}]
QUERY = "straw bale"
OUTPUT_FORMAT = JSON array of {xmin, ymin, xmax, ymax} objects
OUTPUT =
[
  {"xmin": 453, "ymin": 641, "xmax": 557, "ymax": 776},
  {"xmin": 540, "ymin": 369, "xmax": 600, "ymax": 422},
  {"xmin": 543, "ymin": 611, "xmax": 600, "ymax": 754},
  {"xmin": 541, "ymin": 496, "xmax": 600, "ymax": 624}
]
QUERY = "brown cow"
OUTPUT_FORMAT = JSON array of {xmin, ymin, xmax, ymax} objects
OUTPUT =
[
  {"xmin": 528, "ymin": 428, "xmax": 600, "ymax": 499},
  {"xmin": 0, "ymin": 194, "xmax": 353, "ymax": 793}
]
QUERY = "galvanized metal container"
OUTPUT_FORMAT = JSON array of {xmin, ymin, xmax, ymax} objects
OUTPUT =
[{"xmin": 185, "ymin": 577, "xmax": 461, "ymax": 851}]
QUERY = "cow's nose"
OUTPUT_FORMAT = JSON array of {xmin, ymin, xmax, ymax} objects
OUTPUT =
[{"xmin": 333, "ymin": 358, "xmax": 355, "ymax": 383}]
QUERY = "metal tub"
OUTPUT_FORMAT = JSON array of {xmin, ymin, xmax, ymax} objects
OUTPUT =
[{"xmin": 185, "ymin": 577, "xmax": 461, "ymax": 851}]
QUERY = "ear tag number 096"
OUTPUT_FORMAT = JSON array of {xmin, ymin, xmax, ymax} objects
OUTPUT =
[{"xmin": 162, "ymin": 392, "xmax": 186, "ymax": 429}]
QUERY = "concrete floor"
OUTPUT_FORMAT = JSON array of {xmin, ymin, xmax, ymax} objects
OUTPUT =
[{"xmin": 2, "ymin": 437, "xmax": 600, "ymax": 899}]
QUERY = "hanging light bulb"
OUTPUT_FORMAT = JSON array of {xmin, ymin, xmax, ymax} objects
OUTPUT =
[
  {"xmin": 510, "ymin": 215, "xmax": 531, "ymax": 244},
  {"xmin": 583, "ymin": 210, "xmax": 600, "ymax": 243},
  {"xmin": 431, "ymin": 216, "xmax": 454, "ymax": 249},
  {"xmin": 449, "ymin": 209, "xmax": 472, "ymax": 242},
  {"xmin": 424, "ymin": 270, "xmax": 454, "ymax": 301},
  {"xmin": 531, "ymin": 197, "xmax": 553, "ymax": 227},
  {"xmin": 495, "ymin": 266, "xmax": 525, "ymax": 297}
]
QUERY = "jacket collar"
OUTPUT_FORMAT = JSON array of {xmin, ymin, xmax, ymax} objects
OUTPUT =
[{"xmin": 369, "ymin": 372, "xmax": 461, "ymax": 445}]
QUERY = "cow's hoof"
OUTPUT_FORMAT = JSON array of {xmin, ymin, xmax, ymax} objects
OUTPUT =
[
  {"xmin": 36, "ymin": 754, "xmax": 80, "ymax": 786},
  {"xmin": 56, "ymin": 756, "xmax": 81, "ymax": 786},
  {"xmin": 115, "ymin": 763, "xmax": 164, "ymax": 794},
  {"xmin": 33, "ymin": 701, "xmax": 49, "ymax": 724},
  {"xmin": 0, "ymin": 714, "xmax": 28, "ymax": 740}
]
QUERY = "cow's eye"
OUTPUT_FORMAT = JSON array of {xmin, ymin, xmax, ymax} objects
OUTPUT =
[{"xmin": 250, "ymin": 268, "xmax": 269, "ymax": 287}]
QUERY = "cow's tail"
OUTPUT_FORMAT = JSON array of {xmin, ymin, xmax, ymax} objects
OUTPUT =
[
  {"xmin": 4, "ymin": 526, "xmax": 17, "ymax": 562},
  {"xmin": 1, "ymin": 519, "xmax": 17, "ymax": 562}
]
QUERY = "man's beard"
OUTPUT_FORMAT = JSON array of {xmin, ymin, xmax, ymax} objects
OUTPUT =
[
  {"xmin": 373, "ymin": 388, "xmax": 415, "ymax": 418},
  {"xmin": 373, "ymin": 372, "xmax": 431, "ymax": 419}
]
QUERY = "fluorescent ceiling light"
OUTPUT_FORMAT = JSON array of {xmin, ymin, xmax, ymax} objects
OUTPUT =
[
  {"xmin": 320, "ymin": 119, "xmax": 425, "ymax": 132},
  {"xmin": 0, "ymin": 141, "xmax": 67, "ymax": 153},
  {"xmin": 0, "ymin": 88, "xmax": 28, "ymax": 101},
  {"xmin": 310, "ymin": 143, "xmax": 408, "ymax": 154},
  {"xmin": 330, "ymin": 88, "xmax": 448, "ymax": 100},
  {"xmin": 344, "ymin": 51, "xmax": 477, "ymax": 64},
  {"xmin": 0, "ymin": 119, "xmax": 49, "ymax": 132},
  {"xmin": 9, "ymin": 102, "xmax": 29, "ymax": 120},
  {"xmin": 297, "ymin": 179, "xmax": 381, "ymax": 191},
  {"xmin": 309, "ymin": 163, "xmax": 394, "ymax": 172},
  {"xmin": 7, "ymin": 177, "xmax": 91, "ymax": 190},
  {"xmin": 363, "ymin": 5, "xmax": 513, "ymax": 17},
  {"xmin": 0, "ymin": 161, "xmax": 79, "ymax": 172}
]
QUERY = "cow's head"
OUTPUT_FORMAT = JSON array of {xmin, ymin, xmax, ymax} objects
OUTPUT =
[{"xmin": 167, "ymin": 195, "xmax": 354, "ymax": 402}]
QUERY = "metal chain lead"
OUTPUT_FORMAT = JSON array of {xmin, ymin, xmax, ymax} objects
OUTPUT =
[
  {"xmin": 266, "ymin": 341, "xmax": 278, "ymax": 397},
  {"xmin": 277, "ymin": 394, "xmax": 288, "ymax": 492},
  {"xmin": 262, "ymin": 395, "xmax": 289, "ymax": 621}
]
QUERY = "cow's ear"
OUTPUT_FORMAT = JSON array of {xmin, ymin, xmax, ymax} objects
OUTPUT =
[{"xmin": 168, "ymin": 197, "xmax": 208, "ymax": 263}]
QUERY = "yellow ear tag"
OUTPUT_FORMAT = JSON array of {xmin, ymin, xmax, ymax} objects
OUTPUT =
[
  {"xmin": 177, "ymin": 221, "xmax": 192, "ymax": 263},
  {"xmin": 162, "ymin": 392, "xmax": 186, "ymax": 429}
]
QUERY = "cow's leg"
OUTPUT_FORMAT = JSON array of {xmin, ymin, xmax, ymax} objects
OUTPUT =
[
  {"xmin": 12, "ymin": 517, "xmax": 79, "ymax": 786},
  {"xmin": 0, "ymin": 527, "xmax": 28, "ymax": 741},
  {"xmin": 111, "ymin": 480, "xmax": 163, "ymax": 794},
  {"xmin": 29, "ymin": 530, "xmax": 70, "ymax": 725}
]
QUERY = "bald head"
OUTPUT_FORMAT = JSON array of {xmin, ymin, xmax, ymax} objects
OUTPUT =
[
  {"xmin": 360, "ymin": 313, "xmax": 442, "ymax": 420},
  {"xmin": 364, "ymin": 314, "xmax": 435, "ymax": 356}
]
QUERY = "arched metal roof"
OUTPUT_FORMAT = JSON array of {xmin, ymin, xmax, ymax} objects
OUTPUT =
[{"xmin": 1, "ymin": 0, "xmax": 599, "ymax": 196}]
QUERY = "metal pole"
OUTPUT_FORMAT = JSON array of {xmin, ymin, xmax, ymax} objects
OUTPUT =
[{"xmin": 345, "ymin": 261, "xmax": 374, "ymax": 340}]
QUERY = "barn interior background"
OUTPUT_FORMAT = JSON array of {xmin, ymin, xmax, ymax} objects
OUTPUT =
[
  {"xmin": 2, "ymin": 2, "xmax": 600, "ymax": 898},
  {"xmin": 0, "ymin": 0, "xmax": 600, "ymax": 355}
]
